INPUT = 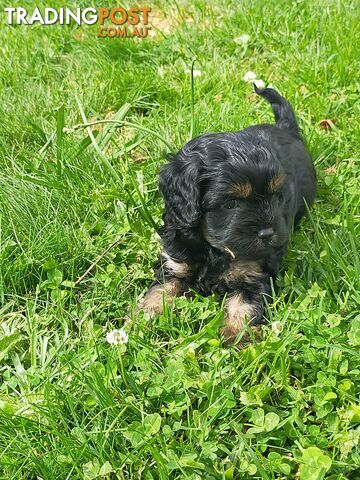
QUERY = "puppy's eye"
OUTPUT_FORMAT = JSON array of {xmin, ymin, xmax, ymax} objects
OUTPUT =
[{"xmin": 223, "ymin": 199, "xmax": 238, "ymax": 209}]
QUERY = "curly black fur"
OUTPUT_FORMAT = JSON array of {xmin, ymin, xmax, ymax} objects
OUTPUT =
[{"xmin": 141, "ymin": 86, "xmax": 316, "ymax": 344}]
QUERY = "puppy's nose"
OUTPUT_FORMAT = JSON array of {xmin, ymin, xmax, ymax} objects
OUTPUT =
[{"xmin": 257, "ymin": 228, "xmax": 274, "ymax": 239}]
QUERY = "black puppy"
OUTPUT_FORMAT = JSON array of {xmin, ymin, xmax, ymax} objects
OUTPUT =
[{"xmin": 138, "ymin": 86, "xmax": 316, "ymax": 344}]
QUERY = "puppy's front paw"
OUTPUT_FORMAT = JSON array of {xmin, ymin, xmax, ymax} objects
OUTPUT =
[
  {"xmin": 136, "ymin": 286, "xmax": 165, "ymax": 319},
  {"xmin": 136, "ymin": 279, "xmax": 183, "ymax": 319},
  {"xmin": 221, "ymin": 293, "xmax": 262, "ymax": 346}
]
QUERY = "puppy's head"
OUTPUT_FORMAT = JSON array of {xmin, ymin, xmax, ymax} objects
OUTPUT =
[{"xmin": 159, "ymin": 132, "xmax": 291, "ymax": 260}]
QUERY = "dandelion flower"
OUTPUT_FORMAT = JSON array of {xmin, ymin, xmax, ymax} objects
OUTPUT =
[
  {"xmin": 185, "ymin": 68, "xmax": 202, "ymax": 77},
  {"xmin": 272, "ymin": 321, "xmax": 283, "ymax": 335},
  {"xmin": 242, "ymin": 72, "xmax": 267, "ymax": 89},
  {"xmin": 242, "ymin": 71, "xmax": 257, "ymax": 82},
  {"xmin": 254, "ymin": 79, "xmax": 266, "ymax": 89},
  {"xmin": 106, "ymin": 329, "xmax": 129, "ymax": 345}
]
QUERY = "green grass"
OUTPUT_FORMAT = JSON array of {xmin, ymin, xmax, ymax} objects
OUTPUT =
[{"xmin": 0, "ymin": 0, "xmax": 359, "ymax": 478}]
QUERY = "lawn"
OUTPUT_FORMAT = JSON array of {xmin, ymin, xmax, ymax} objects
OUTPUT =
[{"xmin": 0, "ymin": 0, "xmax": 359, "ymax": 478}]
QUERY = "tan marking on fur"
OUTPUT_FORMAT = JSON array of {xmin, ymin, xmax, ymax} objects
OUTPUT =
[
  {"xmin": 162, "ymin": 252, "xmax": 190, "ymax": 278},
  {"xmin": 220, "ymin": 260, "xmax": 263, "ymax": 285},
  {"xmin": 268, "ymin": 173, "xmax": 285, "ymax": 193},
  {"xmin": 221, "ymin": 293, "xmax": 256, "ymax": 344},
  {"xmin": 230, "ymin": 181, "xmax": 252, "ymax": 198},
  {"xmin": 137, "ymin": 279, "xmax": 183, "ymax": 318}
]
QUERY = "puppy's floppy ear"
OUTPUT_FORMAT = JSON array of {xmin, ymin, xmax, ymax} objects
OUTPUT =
[{"xmin": 159, "ymin": 152, "xmax": 202, "ymax": 229}]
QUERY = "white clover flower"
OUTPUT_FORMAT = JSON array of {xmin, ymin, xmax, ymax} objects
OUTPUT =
[
  {"xmin": 185, "ymin": 68, "xmax": 202, "ymax": 77},
  {"xmin": 272, "ymin": 321, "xmax": 283, "ymax": 335},
  {"xmin": 242, "ymin": 71, "xmax": 257, "ymax": 82},
  {"xmin": 254, "ymin": 79, "xmax": 266, "ymax": 89},
  {"xmin": 106, "ymin": 329, "xmax": 129, "ymax": 345}
]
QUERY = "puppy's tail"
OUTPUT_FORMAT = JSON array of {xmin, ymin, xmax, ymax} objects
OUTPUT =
[{"xmin": 254, "ymin": 84, "xmax": 299, "ymax": 134}]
